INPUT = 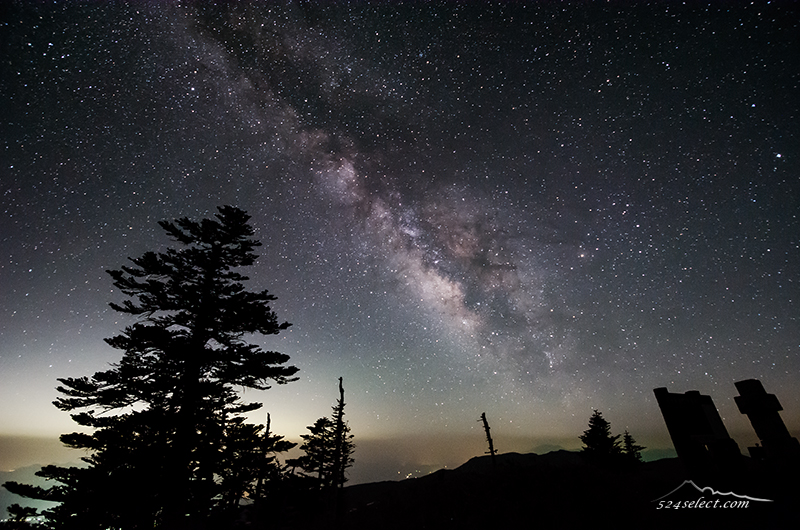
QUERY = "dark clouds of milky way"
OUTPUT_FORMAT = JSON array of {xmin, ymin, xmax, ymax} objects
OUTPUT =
[{"xmin": 1, "ymin": 2, "xmax": 799, "ymax": 482}]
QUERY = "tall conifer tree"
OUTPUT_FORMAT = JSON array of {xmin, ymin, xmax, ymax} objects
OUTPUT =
[
  {"xmin": 622, "ymin": 429, "xmax": 645, "ymax": 463},
  {"xmin": 330, "ymin": 377, "xmax": 354, "ymax": 489},
  {"xmin": 288, "ymin": 378, "xmax": 354, "ymax": 491},
  {"xmin": 4, "ymin": 206, "xmax": 298, "ymax": 529},
  {"xmin": 579, "ymin": 409, "xmax": 621, "ymax": 463}
]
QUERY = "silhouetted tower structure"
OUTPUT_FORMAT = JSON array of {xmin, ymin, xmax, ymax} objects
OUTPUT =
[
  {"xmin": 734, "ymin": 379, "xmax": 800, "ymax": 464},
  {"xmin": 653, "ymin": 387, "xmax": 741, "ymax": 477}
]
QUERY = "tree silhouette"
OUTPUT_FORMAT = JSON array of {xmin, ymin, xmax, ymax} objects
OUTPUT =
[
  {"xmin": 480, "ymin": 412, "xmax": 497, "ymax": 464},
  {"xmin": 622, "ymin": 429, "xmax": 645, "ymax": 464},
  {"xmin": 288, "ymin": 378, "xmax": 354, "ymax": 490},
  {"xmin": 216, "ymin": 414, "xmax": 297, "ymax": 510},
  {"xmin": 330, "ymin": 377, "xmax": 355, "ymax": 489},
  {"xmin": 6, "ymin": 504, "xmax": 37, "ymax": 524},
  {"xmin": 579, "ymin": 409, "xmax": 621, "ymax": 463},
  {"xmin": 4, "ymin": 206, "xmax": 298, "ymax": 529},
  {"xmin": 290, "ymin": 417, "xmax": 336, "ymax": 487}
]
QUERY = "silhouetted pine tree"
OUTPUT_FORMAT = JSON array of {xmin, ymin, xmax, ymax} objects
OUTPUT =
[
  {"xmin": 4, "ymin": 206, "xmax": 298, "ymax": 530},
  {"xmin": 330, "ymin": 377, "xmax": 355, "ymax": 489},
  {"xmin": 622, "ymin": 429, "xmax": 645, "ymax": 464},
  {"xmin": 217, "ymin": 415, "xmax": 296, "ymax": 510},
  {"xmin": 289, "ymin": 417, "xmax": 336, "ymax": 487},
  {"xmin": 579, "ymin": 409, "xmax": 621, "ymax": 464},
  {"xmin": 288, "ymin": 378, "xmax": 354, "ymax": 491}
]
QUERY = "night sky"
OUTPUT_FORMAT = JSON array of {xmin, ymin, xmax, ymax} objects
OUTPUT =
[{"xmin": 1, "ymin": 1, "xmax": 798, "ymax": 484}]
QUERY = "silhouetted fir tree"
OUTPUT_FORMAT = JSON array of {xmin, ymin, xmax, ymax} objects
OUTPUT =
[
  {"xmin": 289, "ymin": 417, "xmax": 336, "ymax": 487},
  {"xmin": 288, "ymin": 378, "xmax": 354, "ymax": 491},
  {"xmin": 3, "ymin": 206, "xmax": 298, "ymax": 529},
  {"xmin": 217, "ymin": 415, "xmax": 296, "ymax": 510},
  {"xmin": 330, "ymin": 377, "xmax": 355, "ymax": 489},
  {"xmin": 579, "ymin": 409, "xmax": 621, "ymax": 464},
  {"xmin": 622, "ymin": 429, "xmax": 645, "ymax": 464},
  {"xmin": 252, "ymin": 412, "xmax": 297, "ymax": 499}
]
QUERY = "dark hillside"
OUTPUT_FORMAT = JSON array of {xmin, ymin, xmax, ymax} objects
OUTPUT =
[{"xmin": 272, "ymin": 450, "xmax": 798, "ymax": 530}]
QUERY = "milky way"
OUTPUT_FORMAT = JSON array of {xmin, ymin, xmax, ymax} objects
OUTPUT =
[{"xmin": 2, "ymin": 2, "xmax": 798, "ymax": 482}]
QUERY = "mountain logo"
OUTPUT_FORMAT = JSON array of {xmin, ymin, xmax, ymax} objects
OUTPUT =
[{"xmin": 653, "ymin": 480, "xmax": 772, "ymax": 510}]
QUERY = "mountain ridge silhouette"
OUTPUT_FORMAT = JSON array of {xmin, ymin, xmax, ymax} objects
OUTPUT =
[{"xmin": 316, "ymin": 449, "xmax": 796, "ymax": 530}]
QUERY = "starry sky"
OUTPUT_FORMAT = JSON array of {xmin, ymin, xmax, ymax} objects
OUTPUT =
[{"xmin": 1, "ymin": 1, "xmax": 798, "ymax": 484}]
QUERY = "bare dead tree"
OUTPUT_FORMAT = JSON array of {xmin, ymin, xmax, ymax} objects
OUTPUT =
[{"xmin": 480, "ymin": 412, "xmax": 497, "ymax": 465}]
